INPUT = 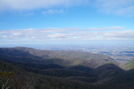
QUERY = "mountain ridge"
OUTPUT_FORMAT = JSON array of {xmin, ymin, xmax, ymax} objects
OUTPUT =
[{"xmin": 0, "ymin": 47, "xmax": 117, "ymax": 68}]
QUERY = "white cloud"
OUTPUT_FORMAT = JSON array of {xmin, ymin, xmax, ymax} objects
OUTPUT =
[
  {"xmin": 0, "ymin": 0, "xmax": 133, "ymax": 16},
  {"xmin": 48, "ymin": 33, "xmax": 72, "ymax": 38},
  {"xmin": 0, "ymin": 28, "xmax": 73, "ymax": 40},
  {"xmin": 0, "ymin": 0, "xmax": 87, "ymax": 11},
  {"xmin": 104, "ymin": 30, "xmax": 134, "ymax": 39},
  {"xmin": 95, "ymin": 0, "xmax": 134, "ymax": 16},
  {"xmin": 0, "ymin": 27, "xmax": 133, "ymax": 41},
  {"xmin": 42, "ymin": 9, "xmax": 64, "ymax": 14},
  {"xmin": 86, "ymin": 26, "xmax": 125, "ymax": 31}
]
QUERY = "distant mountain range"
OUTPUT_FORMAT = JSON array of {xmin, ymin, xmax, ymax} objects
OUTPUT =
[{"xmin": 0, "ymin": 47, "xmax": 117, "ymax": 68}]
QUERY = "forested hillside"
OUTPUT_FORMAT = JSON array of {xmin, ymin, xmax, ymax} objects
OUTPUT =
[
  {"xmin": 0, "ymin": 47, "xmax": 117, "ymax": 68},
  {"xmin": 1, "ymin": 58, "xmax": 134, "ymax": 89},
  {"xmin": 0, "ymin": 47, "xmax": 134, "ymax": 89},
  {"xmin": 125, "ymin": 59, "xmax": 134, "ymax": 70}
]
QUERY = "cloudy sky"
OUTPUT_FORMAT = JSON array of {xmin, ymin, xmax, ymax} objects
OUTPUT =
[{"xmin": 0, "ymin": 0, "xmax": 134, "ymax": 46}]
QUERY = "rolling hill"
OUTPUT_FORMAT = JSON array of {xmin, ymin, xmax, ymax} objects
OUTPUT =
[
  {"xmin": 3, "ymin": 47, "xmax": 134, "ymax": 89},
  {"xmin": 1, "ymin": 57, "xmax": 134, "ymax": 89},
  {"xmin": 0, "ymin": 47, "xmax": 117, "ymax": 68},
  {"xmin": 124, "ymin": 59, "xmax": 134, "ymax": 70}
]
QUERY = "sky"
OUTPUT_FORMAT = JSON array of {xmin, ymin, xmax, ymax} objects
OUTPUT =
[{"xmin": 0, "ymin": 0, "xmax": 134, "ymax": 46}]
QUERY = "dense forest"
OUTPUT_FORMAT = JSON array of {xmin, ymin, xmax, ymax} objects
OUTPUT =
[{"xmin": 0, "ymin": 47, "xmax": 134, "ymax": 89}]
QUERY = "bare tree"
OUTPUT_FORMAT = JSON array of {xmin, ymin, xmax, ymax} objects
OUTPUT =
[{"xmin": 0, "ymin": 72, "xmax": 35, "ymax": 89}]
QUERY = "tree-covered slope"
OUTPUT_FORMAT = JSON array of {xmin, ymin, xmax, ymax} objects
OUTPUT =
[
  {"xmin": 1, "ymin": 56, "xmax": 134, "ymax": 89},
  {"xmin": 124, "ymin": 59, "xmax": 134, "ymax": 70},
  {"xmin": 0, "ymin": 47, "xmax": 117, "ymax": 68}
]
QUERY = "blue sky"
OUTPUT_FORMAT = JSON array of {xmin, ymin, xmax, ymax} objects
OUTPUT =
[{"xmin": 0, "ymin": 0, "xmax": 134, "ymax": 46}]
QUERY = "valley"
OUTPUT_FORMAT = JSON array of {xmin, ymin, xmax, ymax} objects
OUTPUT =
[
  {"xmin": 0, "ymin": 47, "xmax": 134, "ymax": 89},
  {"xmin": 31, "ymin": 45, "xmax": 134, "ymax": 64}
]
